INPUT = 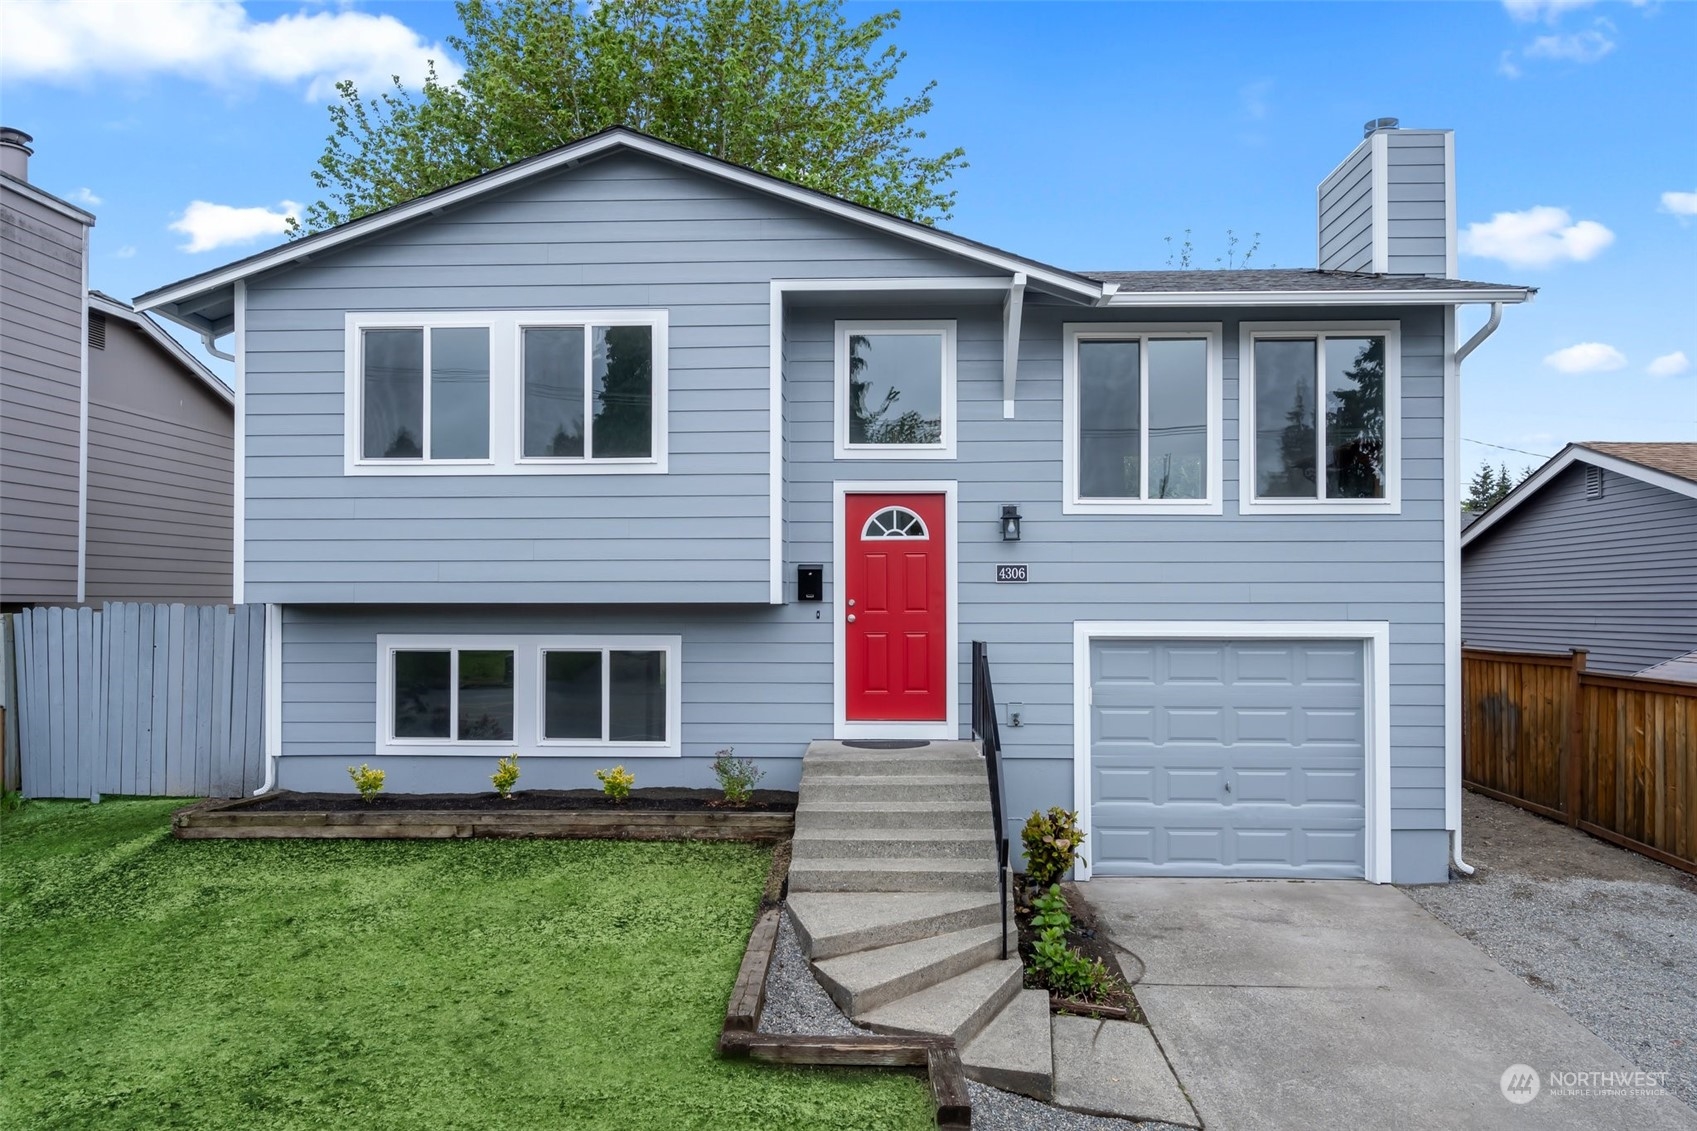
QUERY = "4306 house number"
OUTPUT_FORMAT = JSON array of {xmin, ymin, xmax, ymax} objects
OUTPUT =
[{"xmin": 996, "ymin": 564, "xmax": 1029, "ymax": 583}]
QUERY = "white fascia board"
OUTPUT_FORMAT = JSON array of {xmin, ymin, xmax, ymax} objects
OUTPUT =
[
  {"xmin": 1462, "ymin": 444, "xmax": 1697, "ymax": 548},
  {"xmin": 1105, "ymin": 288, "xmax": 1531, "ymax": 308},
  {"xmin": 1, "ymin": 173, "xmax": 96, "ymax": 226},
  {"xmin": 134, "ymin": 131, "xmax": 1107, "ymax": 312},
  {"xmin": 87, "ymin": 293, "xmax": 234, "ymax": 405}
]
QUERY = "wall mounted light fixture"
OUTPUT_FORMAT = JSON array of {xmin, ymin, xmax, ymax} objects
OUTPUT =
[{"xmin": 1000, "ymin": 504, "xmax": 1022, "ymax": 542}]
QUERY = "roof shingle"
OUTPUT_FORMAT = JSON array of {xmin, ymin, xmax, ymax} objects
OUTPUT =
[
  {"xmin": 1580, "ymin": 442, "xmax": 1697, "ymax": 483},
  {"xmin": 1081, "ymin": 268, "xmax": 1528, "ymax": 293}
]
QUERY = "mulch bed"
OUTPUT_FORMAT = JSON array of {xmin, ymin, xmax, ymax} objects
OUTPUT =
[
  {"xmin": 1014, "ymin": 877, "xmax": 1145, "ymax": 1023},
  {"xmin": 244, "ymin": 787, "xmax": 798, "ymax": 814}
]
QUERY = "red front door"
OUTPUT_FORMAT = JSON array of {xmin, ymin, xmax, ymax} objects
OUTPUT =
[{"xmin": 845, "ymin": 493, "xmax": 947, "ymax": 723}]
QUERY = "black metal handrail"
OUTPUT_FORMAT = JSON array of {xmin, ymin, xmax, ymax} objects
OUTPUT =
[{"xmin": 970, "ymin": 641, "xmax": 1011, "ymax": 961}]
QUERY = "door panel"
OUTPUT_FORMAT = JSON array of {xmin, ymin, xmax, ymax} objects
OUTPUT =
[{"xmin": 845, "ymin": 494, "xmax": 947, "ymax": 722}]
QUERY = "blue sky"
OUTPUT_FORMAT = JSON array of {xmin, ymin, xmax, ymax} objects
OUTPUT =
[{"xmin": 3, "ymin": 0, "xmax": 1692, "ymax": 469}]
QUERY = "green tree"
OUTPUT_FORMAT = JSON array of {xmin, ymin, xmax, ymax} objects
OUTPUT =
[
  {"xmin": 1466, "ymin": 461, "xmax": 1501, "ymax": 511},
  {"xmin": 1325, "ymin": 338, "xmax": 1386, "ymax": 499},
  {"xmin": 294, "ymin": 0, "xmax": 965, "ymax": 235}
]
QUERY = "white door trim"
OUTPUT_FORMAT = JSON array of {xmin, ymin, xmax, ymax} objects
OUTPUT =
[
  {"xmin": 834, "ymin": 480, "xmax": 959, "ymax": 740},
  {"xmin": 1072, "ymin": 620, "xmax": 1393, "ymax": 884}
]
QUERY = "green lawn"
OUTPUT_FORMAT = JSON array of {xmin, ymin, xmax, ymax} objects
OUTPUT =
[{"xmin": 0, "ymin": 800, "xmax": 933, "ymax": 1131}]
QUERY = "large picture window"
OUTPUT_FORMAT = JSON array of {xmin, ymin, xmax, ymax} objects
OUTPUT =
[
  {"xmin": 346, "ymin": 310, "xmax": 667, "ymax": 475},
  {"xmin": 834, "ymin": 320, "xmax": 956, "ymax": 459},
  {"xmin": 1062, "ymin": 323, "xmax": 1223, "ymax": 515},
  {"xmin": 1240, "ymin": 323, "xmax": 1401, "ymax": 514},
  {"xmin": 379, "ymin": 635, "xmax": 681, "ymax": 756}
]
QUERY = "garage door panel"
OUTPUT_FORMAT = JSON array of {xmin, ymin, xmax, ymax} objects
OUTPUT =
[{"xmin": 1089, "ymin": 638, "xmax": 1366, "ymax": 879}]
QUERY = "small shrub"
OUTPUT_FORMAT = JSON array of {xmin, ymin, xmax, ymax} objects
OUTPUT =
[
  {"xmin": 1, "ymin": 788, "xmax": 26, "ymax": 813},
  {"xmin": 1029, "ymin": 926, "xmax": 1115, "ymax": 1001},
  {"xmin": 1029, "ymin": 883, "xmax": 1072, "ymax": 932},
  {"xmin": 347, "ymin": 763, "xmax": 385, "ymax": 803},
  {"xmin": 711, "ymin": 747, "xmax": 765, "ymax": 806},
  {"xmin": 595, "ymin": 764, "xmax": 634, "ymax": 802},
  {"xmin": 1021, "ymin": 807, "xmax": 1087, "ymax": 887},
  {"xmin": 491, "ymin": 753, "xmax": 520, "ymax": 799}
]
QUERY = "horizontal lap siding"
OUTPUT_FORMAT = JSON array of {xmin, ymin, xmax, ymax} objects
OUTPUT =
[
  {"xmin": 1463, "ymin": 464, "xmax": 1697, "ymax": 673},
  {"xmin": 782, "ymin": 303, "xmax": 1450, "ymax": 840},
  {"xmin": 1318, "ymin": 144, "xmax": 1374, "ymax": 273},
  {"xmin": 1385, "ymin": 132, "xmax": 1450, "ymax": 277},
  {"xmin": 243, "ymin": 153, "xmax": 986, "ymax": 604}
]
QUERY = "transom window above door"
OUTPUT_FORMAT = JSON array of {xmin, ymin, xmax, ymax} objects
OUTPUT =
[
  {"xmin": 345, "ymin": 310, "xmax": 668, "ymax": 475},
  {"xmin": 1239, "ymin": 322, "xmax": 1401, "ymax": 515},
  {"xmin": 834, "ymin": 320, "xmax": 957, "ymax": 459},
  {"xmin": 1062, "ymin": 323, "xmax": 1223, "ymax": 515}
]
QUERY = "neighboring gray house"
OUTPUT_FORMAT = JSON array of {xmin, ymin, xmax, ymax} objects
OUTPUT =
[
  {"xmin": 1, "ymin": 128, "xmax": 235, "ymax": 610},
  {"xmin": 1462, "ymin": 442, "xmax": 1697, "ymax": 675},
  {"xmin": 137, "ymin": 120, "xmax": 1532, "ymax": 884}
]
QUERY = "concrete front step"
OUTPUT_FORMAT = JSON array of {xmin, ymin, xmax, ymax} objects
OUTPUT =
[
  {"xmin": 812, "ymin": 923, "xmax": 1004, "ymax": 1016},
  {"xmin": 794, "ymin": 800, "xmax": 993, "ymax": 830},
  {"xmin": 788, "ymin": 891, "xmax": 1003, "ymax": 960},
  {"xmin": 803, "ymin": 739, "xmax": 980, "ymax": 761},
  {"xmin": 787, "ymin": 857, "xmax": 1001, "ymax": 893},
  {"xmin": 801, "ymin": 750, "xmax": 984, "ymax": 777},
  {"xmin": 1050, "ymin": 1015, "xmax": 1200, "ymax": 1127},
  {"xmin": 961, "ymin": 989, "xmax": 1055, "ymax": 1100},
  {"xmin": 799, "ymin": 774, "xmax": 990, "ymax": 803},
  {"xmin": 791, "ymin": 827, "xmax": 996, "ymax": 861},
  {"xmin": 856, "ymin": 958, "xmax": 1024, "ymax": 1046}
]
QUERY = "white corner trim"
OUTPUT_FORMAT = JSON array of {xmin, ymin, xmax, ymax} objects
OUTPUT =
[
  {"xmin": 232, "ymin": 280, "xmax": 246, "ymax": 605},
  {"xmin": 1060, "ymin": 322, "xmax": 1224, "ymax": 516},
  {"xmin": 256, "ymin": 602, "xmax": 282, "ymax": 794},
  {"xmin": 832, "ymin": 480, "xmax": 959, "ymax": 741},
  {"xmin": 833, "ymin": 320, "xmax": 958, "ymax": 461},
  {"xmin": 1070, "ymin": 619, "xmax": 1395, "ymax": 884},
  {"xmin": 1461, "ymin": 443, "xmax": 1697, "ymax": 547},
  {"xmin": 1443, "ymin": 307, "xmax": 1461, "ymax": 839},
  {"xmin": 1443, "ymin": 131, "xmax": 1458, "ymax": 281},
  {"xmin": 1002, "ymin": 272, "xmax": 1026, "ymax": 419},
  {"xmin": 1236, "ymin": 321, "xmax": 1403, "ymax": 516},
  {"xmin": 1370, "ymin": 131, "xmax": 1390, "ymax": 275},
  {"xmin": 75, "ymin": 238, "xmax": 90, "ymax": 605}
]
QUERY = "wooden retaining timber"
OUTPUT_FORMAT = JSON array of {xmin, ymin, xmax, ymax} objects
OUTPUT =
[{"xmin": 172, "ymin": 798, "xmax": 794, "ymax": 842}]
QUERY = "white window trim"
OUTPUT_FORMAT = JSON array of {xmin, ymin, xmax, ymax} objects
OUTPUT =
[
  {"xmin": 833, "ymin": 319, "xmax": 957, "ymax": 460},
  {"xmin": 1062, "ymin": 322, "xmax": 1224, "ymax": 516},
  {"xmin": 343, "ymin": 309, "xmax": 669, "ymax": 476},
  {"xmin": 1071, "ymin": 620, "xmax": 1394, "ymax": 885},
  {"xmin": 376, "ymin": 633, "xmax": 682, "ymax": 758},
  {"xmin": 1237, "ymin": 321, "xmax": 1402, "ymax": 515}
]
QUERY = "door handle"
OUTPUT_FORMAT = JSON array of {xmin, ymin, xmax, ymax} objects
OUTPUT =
[{"xmin": 846, "ymin": 614, "xmax": 856, "ymax": 623}]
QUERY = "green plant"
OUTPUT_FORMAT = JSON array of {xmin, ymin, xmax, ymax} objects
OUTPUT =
[
  {"xmin": 1029, "ymin": 883, "xmax": 1072, "ymax": 932},
  {"xmin": 594, "ymin": 764, "xmax": 634, "ymax": 802},
  {"xmin": 491, "ymin": 753, "xmax": 520, "ymax": 799},
  {"xmin": 347, "ymin": 763, "xmax": 385, "ymax": 803},
  {"xmin": 1021, "ymin": 807, "xmax": 1086, "ymax": 887},
  {"xmin": 1029, "ymin": 926, "xmax": 1115, "ymax": 1001},
  {"xmin": 710, "ymin": 747, "xmax": 765, "ymax": 806}
]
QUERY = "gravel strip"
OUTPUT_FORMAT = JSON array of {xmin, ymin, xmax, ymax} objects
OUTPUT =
[
  {"xmin": 759, "ymin": 907, "xmax": 1191, "ymax": 1130},
  {"xmin": 1403, "ymin": 797, "xmax": 1697, "ymax": 1109}
]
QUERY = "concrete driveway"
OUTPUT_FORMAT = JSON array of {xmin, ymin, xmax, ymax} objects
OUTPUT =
[{"xmin": 1079, "ymin": 879, "xmax": 1697, "ymax": 1131}]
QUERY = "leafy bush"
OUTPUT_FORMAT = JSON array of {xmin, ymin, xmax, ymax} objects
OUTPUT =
[
  {"xmin": 711, "ymin": 747, "xmax": 765, "ymax": 806},
  {"xmin": 491, "ymin": 753, "xmax": 521, "ymax": 799},
  {"xmin": 1021, "ymin": 807, "xmax": 1086, "ymax": 886},
  {"xmin": 594, "ymin": 764, "xmax": 634, "ymax": 802},
  {"xmin": 347, "ymin": 763, "xmax": 385, "ymax": 803},
  {"xmin": 1029, "ymin": 926, "xmax": 1115, "ymax": 1001},
  {"xmin": 1029, "ymin": 884, "xmax": 1072, "ymax": 932}
]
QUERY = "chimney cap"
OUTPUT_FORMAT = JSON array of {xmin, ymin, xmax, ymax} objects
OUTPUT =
[
  {"xmin": 1363, "ymin": 117, "xmax": 1400, "ymax": 138},
  {"xmin": 0, "ymin": 127, "xmax": 34, "ymax": 150}
]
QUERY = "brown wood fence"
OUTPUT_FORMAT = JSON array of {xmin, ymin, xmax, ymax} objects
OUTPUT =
[{"xmin": 1463, "ymin": 646, "xmax": 1696, "ymax": 875}]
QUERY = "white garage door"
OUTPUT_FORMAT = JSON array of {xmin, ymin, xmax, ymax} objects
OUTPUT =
[{"xmin": 1089, "ymin": 639, "xmax": 1367, "ymax": 878}]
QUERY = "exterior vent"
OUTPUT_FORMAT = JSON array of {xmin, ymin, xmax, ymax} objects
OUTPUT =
[
  {"xmin": 1585, "ymin": 465, "xmax": 1604, "ymax": 500},
  {"xmin": 88, "ymin": 310, "xmax": 106, "ymax": 350}
]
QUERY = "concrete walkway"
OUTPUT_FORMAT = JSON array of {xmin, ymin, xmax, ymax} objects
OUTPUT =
[{"xmin": 1079, "ymin": 879, "xmax": 1697, "ymax": 1131}]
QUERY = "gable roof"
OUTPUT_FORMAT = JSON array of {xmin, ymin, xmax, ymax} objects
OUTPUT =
[
  {"xmin": 134, "ymin": 126, "xmax": 1111, "ymax": 337},
  {"xmin": 88, "ymin": 291, "xmax": 234, "ymax": 407},
  {"xmin": 1089, "ymin": 268, "xmax": 1531, "ymax": 307},
  {"xmin": 1461, "ymin": 441, "xmax": 1697, "ymax": 549}
]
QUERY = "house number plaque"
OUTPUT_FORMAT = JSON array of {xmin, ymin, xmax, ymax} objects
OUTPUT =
[{"xmin": 995, "ymin": 564, "xmax": 1029, "ymax": 583}]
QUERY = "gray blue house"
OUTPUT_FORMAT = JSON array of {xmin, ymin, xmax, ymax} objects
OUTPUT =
[{"xmin": 136, "ymin": 120, "xmax": 1530, "ymax": 884}]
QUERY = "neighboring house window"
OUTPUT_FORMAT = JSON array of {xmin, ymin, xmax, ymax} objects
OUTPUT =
[
  {"xmin": 345, "ymin": 310, "xmax": 668, "ymax": 475},
  {"xmin": 378, "ymin": 635, "xmax": 682, "ymax": 756},
  {"xmin": 1238, "ymin": 322, "xmax": 1401, "ymax": 515},
  {"xmin": 1062, "ymin": 323, "xmax": 1224, "ymax": 515},
  {"xmin": 834, "ymin": 320, "xmax": 956, "ymax": 459}
]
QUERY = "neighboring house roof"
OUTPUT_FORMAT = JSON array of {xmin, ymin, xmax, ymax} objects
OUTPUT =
[
  {"xmin": 1461, "ymin": 441, "xmax": 1697, "ymax": 548},
  {"xmin": 1461, "ymin": 508, "xmax": 1482, "ymax": 529},
  {"xmin": 1638, "ymin": 650, "xmax": 1697, "ymax": 684},
  {"xmin": 135, "ymin": 126, "xmax": 1532, "ymax": 335},
  {"xmin": 88, "ymin": 291, "xmax": 234, "ymax": 406},
  {"xmin": 0, "ymin": 171, "xmax": 96, "ymax": 227}
]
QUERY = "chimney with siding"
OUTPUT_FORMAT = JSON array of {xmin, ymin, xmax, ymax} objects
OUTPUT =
[
  {"xmin": 1317, "ymin": 118, "xmax": 1456, "ymax": 278},
  {"xmin": 0, "ymin": 127, "xmax": 33, "ymax": 181}
]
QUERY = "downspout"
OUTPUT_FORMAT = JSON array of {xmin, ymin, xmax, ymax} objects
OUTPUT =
[
  {"xmin": 200, "ymin": 328, "xmax": 235, "ymax": 364},
  {"xmin": 1447, "ymin": 301, "xmax": 1503, "ymax": 877}
]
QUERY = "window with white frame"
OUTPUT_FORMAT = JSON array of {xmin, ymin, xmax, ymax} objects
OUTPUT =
[
  {"xmin": 834, "ymin": 320, "xmax": 956, "ymax": 459},
  {"xmin": 1240, "ymin": 323, "xmax": 1400, "ymax": 513},
  {"xmin": 1062, "ymin": 323, "xmax": 1223, "ymax": 515},
  {"xmin": 345, "ymin": 310, "xmax": 667, "ymax": 475},
  {"xmin": 378, "ymin": 635, "xmax": 681, "ymax": 755}
]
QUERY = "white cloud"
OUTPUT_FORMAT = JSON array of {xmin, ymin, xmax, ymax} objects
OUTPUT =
[
  {"xmin": 1503, "ymin": 0, "xmax": 1597, "ymax": 22},
  {"xmin": 0, "ymin": 0, "xmax": 461, "ymax": 101},
  {"xmin": 1239, "ymin": 80, "xmax": 1273, "ymax": 121},
  {"xmin": 70, "ymin": 187, "xmax": 102, "ymax": 206},
  {"xmin": 169, "ymin": 199, "xmax": 300, "ymax": 253},
  {"xmin": 1661, "ymin": 190, "xmax": 1697, "ymax": 218},
  {"xmin": 1524, "ymin": 26, "xmax": 1617, "ymax": 63},
  {"xmin": 1460, "ymin": 206, "xmax": 1614, "ymax": 268},
  {"xmin": 1647, "ymin": 351, "xmax": 1690, "ymax": 378},
  {"xmin": 113, "ymin": 245, "xmax": 137, "ymax": 259},
  {"xmin": 1544, "ymin": 342, "xmax": 1627, "ymax": 374},
  {"xmin": 1497, "ymin": 51, "xmax": 1524, "ymax": 78}
]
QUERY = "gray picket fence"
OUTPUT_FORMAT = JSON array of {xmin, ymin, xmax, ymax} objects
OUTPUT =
[{"xmin": 10, "ymin": 603, "xmax": 265, "ymax": 799}]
